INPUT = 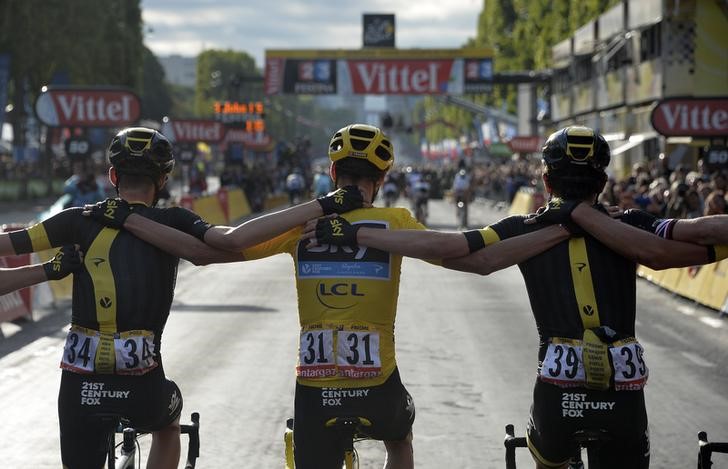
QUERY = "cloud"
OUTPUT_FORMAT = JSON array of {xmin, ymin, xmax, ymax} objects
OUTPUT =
[{"xmin": 141, "ymin": 0, "xmax": 481, "ymax": 66}]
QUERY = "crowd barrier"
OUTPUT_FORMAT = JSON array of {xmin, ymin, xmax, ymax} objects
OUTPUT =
[
  {"xmin": 508, "ymin": 187, "xmax": 728, "ymax": 315},
  {"xmin": 0, "ymin": 188, "xmax": 289, "ymax": 320},
  {"xmin": 508, "ymin": 186, "xmax": 545, "ymax": 216}
]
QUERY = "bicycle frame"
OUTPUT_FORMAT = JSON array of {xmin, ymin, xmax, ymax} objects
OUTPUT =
[
  {"xmin": 504, "ymin": 424, "xmax": 609, "ymax": 469},
  {"xmin": 105, "ymin": 412, "xmax": 200, "ymax": 469},
  {"xmin": 285, "ymin": 416, "xmax": 372, "ymax": 469}
]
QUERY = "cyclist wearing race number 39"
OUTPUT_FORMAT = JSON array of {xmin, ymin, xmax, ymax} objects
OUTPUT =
[{"xmin": 306, "ymin": 126, "xmax": 727, "ymax": 469}]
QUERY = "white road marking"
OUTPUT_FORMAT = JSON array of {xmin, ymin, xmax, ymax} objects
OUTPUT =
[
  {"xmin": 680, "ymin": 351, "xmax": 716, "ymax": 368},
  {"xmin": 699, "ymin": 317, "xmax": 723, "ymax": 328}
]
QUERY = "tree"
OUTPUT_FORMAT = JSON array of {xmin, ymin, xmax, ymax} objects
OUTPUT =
[
  {"xmin": 0, "ymin": 0, "xmax": 146, "ymax": 198},
  {"xmin": 420, "ymin": 0, "xmax": 620, "ymax": 145},
  {"xmin": 194, "ymin": 49, "xmax": 259, "ymax": 116},
  {"xmin": 140, "ymin": 46, "xmax": 173, "ymax": 121}
]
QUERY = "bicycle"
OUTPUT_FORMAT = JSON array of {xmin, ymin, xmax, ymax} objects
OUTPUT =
[
  {"xmin": 698, "ymin": 431, "xmax": 728, "ymax": 468},
  {"xmin": 455, "ymin": 194, "xmax": 468, "ymax": 229},
  {"xmin": 504, "ymin": 423, "xmax": 610, "ymax": 469},
  {"xmin": 102, "ymin": 411, "xmax": 200, "ymax": 469},
  {"xmin": 284, "ymin": 415, "xmax": 372, "ymax": 469}
]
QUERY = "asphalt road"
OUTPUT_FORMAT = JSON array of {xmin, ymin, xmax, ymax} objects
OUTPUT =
[{"xmin": 1, "ymin": 197, "xmax": 726, "ymax": 468}]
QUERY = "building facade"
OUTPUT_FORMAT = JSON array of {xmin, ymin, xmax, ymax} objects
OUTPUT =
[{"xmin": 549, "ymin": 0, "xmax": 728, "ymax": 177}]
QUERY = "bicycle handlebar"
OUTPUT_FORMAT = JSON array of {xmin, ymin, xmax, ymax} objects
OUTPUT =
[
  {"xmin": 504, "ymin": 424, "xmax": 527, "ymax": 469},
  {"xmin": 699, "ymin": 431, "xmax": 728, "ymax": 469},
  {"xmin": 181, "ymin": 412, "xmax": 200, "ymax": 469}
]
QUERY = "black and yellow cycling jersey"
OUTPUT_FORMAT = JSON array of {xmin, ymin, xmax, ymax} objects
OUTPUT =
[
  {"xmin": 242, "ymin": 207, "xmax": 426, "ymax": 389},
  {"xmin": 9, "ymin": 204, "xmax": 209, "ymax": 363},
  {"xmin": 476, "ymin": 212, "xmax": 644, "ymax": 389}
]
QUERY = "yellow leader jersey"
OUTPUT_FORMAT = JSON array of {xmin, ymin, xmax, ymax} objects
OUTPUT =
[{"xmin": 243, "ymin": 207, "xmax": 425, "ymax": 388}]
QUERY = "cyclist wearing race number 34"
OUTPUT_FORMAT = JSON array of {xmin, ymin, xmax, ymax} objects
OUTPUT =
[{"xmin": 0, "ymin": 127, "xmax": 252, "ymax": 469}]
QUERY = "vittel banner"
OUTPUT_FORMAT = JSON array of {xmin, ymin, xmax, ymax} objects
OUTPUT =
[
  {"xmin": 162, "ymin": 119, "xmax": 224, "ymax": 143},
  {"xmin": 35, "ymin": 86, "xmax": 140, "ymax": 127},
  {"xmin": 344, "ymin": 60, "xmax": 455, "ymax": 95},
  {"xmin": 264, "ymin": 48, "xmax": 493, "ymax": 96},
  {"xmin": 651, "ymin": 97, "xmax": 728, "ymax": 137}
]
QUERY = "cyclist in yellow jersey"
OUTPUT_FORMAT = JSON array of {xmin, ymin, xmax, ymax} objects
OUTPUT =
[
  {"xmin": 306, "ymin": 126, "xmax": 727, "ymax": 469},
  {"xmin": 84, "ymin": 123, "xmax": 572, "ymax": 469}
]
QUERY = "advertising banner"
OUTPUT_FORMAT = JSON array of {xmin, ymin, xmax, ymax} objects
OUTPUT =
[
  {"xmin": 264, "ymin": 48, "xmax": 493, "ymax": 96},
  {"xmin": 35, "ymin": 86, "xmax": 140, "ymax": 127},
  {"xmin": 651, "ymin": 97, "xmax": 728, "ymax": 137},
  {"xmin": 162, "ymin": 119, "xmax": 225, "ymax": 143},
  {"xmin": 507, "ymin": 136, "xmax": 543, "ymax": 153}
]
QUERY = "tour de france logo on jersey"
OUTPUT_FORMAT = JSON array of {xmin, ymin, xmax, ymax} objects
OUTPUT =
[{"xmin": 297, "ymin": 221, "xmax": 391, "ymax": 281}]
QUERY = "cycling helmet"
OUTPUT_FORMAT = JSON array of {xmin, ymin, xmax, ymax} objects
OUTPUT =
[
  {"xmin": 328, "ymin": 124, "xmax": 394, "ymax": 171},
  {"xmin": 542, "ymin": 126, "xmax": 610, "ymax": 171},
  {"xmin": 107, "ymin": 127, "xmax": 175, "ymax": 178}
]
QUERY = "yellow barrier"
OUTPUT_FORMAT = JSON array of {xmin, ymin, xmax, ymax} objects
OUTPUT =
[
  {"xmin": 227, "ymin": 189, "xmax": 252, "ymax": 222},
  {"xmin": 264, "ymin": 194, "xmax": 289, "ymax": 211},
  {"xmin": 509, "ymin": 190, "xmax": 535, "ymax": 215},
  {"xmin": 192, "ymin": 195, "xmax": 228, "ymax": 225}
]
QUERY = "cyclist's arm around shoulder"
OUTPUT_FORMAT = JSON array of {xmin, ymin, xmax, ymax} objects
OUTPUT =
[
  {"xmin": 443, "ymin": 224, "xmax": 569, "ymax": 275},
  {"xmin": 204, "ymin": 200, "xmax": 323, "ymax": 252},
  {"xmin": 672, "ymin": 214, "xmax": 728, "ymax": 245},
  {"xmin": 357, "ymin": 228, "xmax": 470, "ymax": 259},
  {"xmin": 124, "ymin": 209, "xmax": 244, "ymax": 265},
  {"xmin": 0, "ymin": 265, "xmax": 46, "ymax": 295},
  {"xmin": 1, "ymin": 207, "xmax": 80, "ymax": 256},
  {"xmin": 571, "ymin": 203, "xmax": 713, "ymax": 269},
  {"xmin": 0, "ymin": 232, "xmax": 14, "ymax": 256}
]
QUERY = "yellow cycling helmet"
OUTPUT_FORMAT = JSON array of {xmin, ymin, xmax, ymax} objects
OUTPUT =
[{"xmin": 328, "ymin": 124, "xmax": 394, "ymax": 171}]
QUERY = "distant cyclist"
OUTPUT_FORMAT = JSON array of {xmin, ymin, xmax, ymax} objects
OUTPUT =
[
  {"xmin": 286, "ymin": 168, "xmax": 306, "ymax": 205},
  {"xmin": 382, "ymin": 173, "xmax": 399, "ymax": 207},
  {"xmin": 312, "ymin": 166, "xmax": 334, "ymax": 198},
  {"xmin": 0, "ymin": 127, "xmax": 249, "ymax": 469},
  {"xmin": 412, "ymin": 175, "xmax": 430, "ymax": 225},
  {"xmin": 307, "ymin": 126, "xmax": 727, "ymax": 469},
  {"xmin": 452, "ymin": 168, "xmax": 472, "ymax": 229}
]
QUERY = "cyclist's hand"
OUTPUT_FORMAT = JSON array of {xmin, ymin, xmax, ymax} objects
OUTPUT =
[
  {"xmin": 44, "ymin": 245, "xmax": 83, "ymax": 280},
  {"xmin": 83, "ymin": 198, "xmax": 133, "ymax": 230},
  {"xmin": 303, "ymin": 216, "xmax": 361, "ymax": 247},
  {"xmin": 604, "ymin": 204, "xmax": 623, "ymax": 218},
  {"xmin": 620, "ymin": 209, "xmax": 661, "ymax": 233},
  {"xmin": 316, "ymin": 186, "xmax": 367, "ymax": 215},
  {"xmin": 524, "ymin": 198, "xmax": 580, "ymax": 226}
]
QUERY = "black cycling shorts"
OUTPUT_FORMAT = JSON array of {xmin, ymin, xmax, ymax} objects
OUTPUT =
[
  {"xmin": 58, "ymin": 368, "xmax": 182, "ymax": 469},
  {"xmin": 293, "ymin": 368, "xmax": 415, "ymax": 469},
  {"xmin": 527, "ymin": 379, "xmax": 649, "ymax": 469}
]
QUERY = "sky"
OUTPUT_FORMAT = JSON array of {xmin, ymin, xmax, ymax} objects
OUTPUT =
[{"xmin": 141, "ymin": 0, "xmax": 484, "ymax": 68}]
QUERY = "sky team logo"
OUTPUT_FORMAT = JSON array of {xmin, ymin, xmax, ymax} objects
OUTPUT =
[{"xmin": 297, "ymin": 221, "xmax": 390, "ymax": 280}]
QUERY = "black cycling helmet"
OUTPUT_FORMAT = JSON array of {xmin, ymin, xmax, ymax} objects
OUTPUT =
[
  {"xmin": 108, "ymin": 127, "xmax": 174, "ymax": 178},
  {"xmin": 542, "ymin": 126, "xmax": 610, "ymax": 171}
]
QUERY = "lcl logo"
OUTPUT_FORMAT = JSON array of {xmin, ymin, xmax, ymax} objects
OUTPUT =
[{"xmin": 319, "ymin": 283, "xmax": 364, "ymax": 297}]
